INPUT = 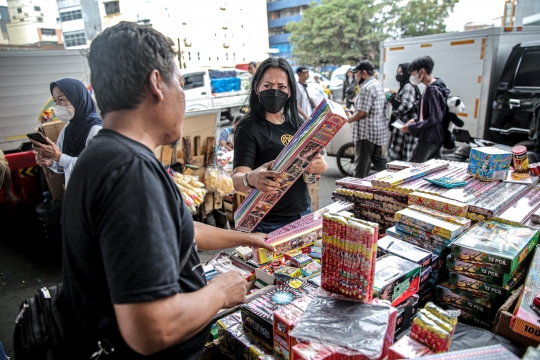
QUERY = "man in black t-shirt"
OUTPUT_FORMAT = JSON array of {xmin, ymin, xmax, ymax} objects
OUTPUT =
[{"xmin": 61, "ymin": 22, "xmax": 274, "ymax": 359}]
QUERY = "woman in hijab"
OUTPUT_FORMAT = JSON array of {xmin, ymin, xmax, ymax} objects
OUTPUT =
[
  {"xmin": 31, "ymin": 78, "xmax": 102, "ymax": 185},
  {"xmin": 387, "ymin": 63, "xmax": 421, "ymax": 162}
]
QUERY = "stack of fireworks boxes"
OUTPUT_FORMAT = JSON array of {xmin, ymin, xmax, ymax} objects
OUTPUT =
[
  {"xmin": 384, "ymin": 191, "xmax": 471, "ymax": 306},
  {"xmin": 440, "ymin": 221, "xmax": 538, "ymax": 330}
]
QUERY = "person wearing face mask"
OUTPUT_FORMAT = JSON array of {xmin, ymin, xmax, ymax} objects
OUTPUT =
[
  {"xmin": 30, "ymin": 78, "xmax": 102, "ymax": 185},
  {"xmin": 401, "ymin": 56, "xmax": 450, "ymax": 162},
  {"xmin": 342, "ymin": 68, "xmax": 357, "ymax": 110},
  {"xmin": 388, "ymin": 63, "xmax": 421, "ymax": 162},
  {"xmin": 233, "ymin": 58, "xmax": 328, "ymax": 233},
  {"xmin": 347, "ymin": 60, "xmax": 388, "ymax": 179}
]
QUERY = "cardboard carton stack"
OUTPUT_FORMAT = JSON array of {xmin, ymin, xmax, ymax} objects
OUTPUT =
[{"xmin": 439, "ymin": 221, "xmax": 538, "ymax": 328}]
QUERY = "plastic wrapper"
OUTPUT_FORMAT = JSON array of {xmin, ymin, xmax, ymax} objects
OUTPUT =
[
  {"xmin": 204, "ymin": 165, "xmax": 218, "ymax": 192},
  {"xmin": 372, "ymin": 159, "xmax": 449, "ymax": 189},
  {"xmin": 216, "ymin": 166, "xmax": 234, "ymax": 195},
  {"xmin": 289, "ymin": 296, "xmax": 392, "ymax": 359},
  {"xmin": 468, "ymin": 182, "xmax": 532, "ymax": 216},
  {"xmin": 491, "ymin": 184, "xmax": 540, "ymax": 226},
  {"xmin": 216, "ymin": 149, "xmax": 234, "ymax": 167}
]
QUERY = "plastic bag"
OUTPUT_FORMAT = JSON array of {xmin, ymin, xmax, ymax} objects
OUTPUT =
[
  {"xmin": 216, "ymin": 166, "xmax": 234, "ymax": 195},
  {"xmin": 289, "ymin": 296, "xmax": 391, "ymax": 360},
  {"xmin": 216, "ymin": 149, "xmax": 234, "ymax": 167},
  {"xmin": 204, "ymin": 166, "xmax": 218, "ymax": 192}
]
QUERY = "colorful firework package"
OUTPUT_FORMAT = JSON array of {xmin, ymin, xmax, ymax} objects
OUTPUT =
[
  {"xmin": 371, "ymin": 159, "xmax": 450, "ymax": 189},
  {"xmin": 376, "ymin": 236, "xmax": 432, "ymax": 268},
  {"xmin": 490, "ymin": 184, "xmax": 540, "ymax": 226},
  {"xmin": 373, "ymin": 255, "xmax": 421, "ymax": 306},
  {"xmin": 388, "ymin": 335, "xmax": 432, "ymax": 360},
  {"xmin": 408, "ymin": 192, "xmax": 469, "ymax": 218},
  {"xmin": 252, "ymin": 201, "xmax": 354, "ymax": 265},
  {"xmin": 467, "ymin": 147, "xmax": 512, "ymax": 182},
  {"xmin": 320, "ymin": 213, "xmax": 378, "ymax": 301},
  {"xmin": 450, "ymin": 221, "xmax": 539, "ymax": 275},
  {"xmin": 434, "ymin": 284, "xmax": 494, "ymax": 322},
  {"xmin": 409, "ymin": 302, "xmax": 459, "ymax": 353},
  {"xmin": 394, "ymin": 208, "xmax": 468, "ymax": 240},
  {"xmin": 447, "ymin": 268, "xmax": 526, "ymax": 301},
  {"xmin": 241, "ymin": 280, "xmax": 318, "ymax": 345},
  {"xmin": 394, "ymin": 294, "xmax": 420, "ymax": 335},
  {"xmin": 235, "ymin": 99, "xmax": 347, "ymax": 232},
  {"xmin": 289, "ymin": 296, "xmax": 397, "ymax": 360}
]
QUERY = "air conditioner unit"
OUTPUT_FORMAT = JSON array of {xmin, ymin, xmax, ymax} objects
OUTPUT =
[
  {"xmin": 222, "ymin": 25, "xmax": 228, "ymax": 30},
  {"xmin": 183, "ymin": 38, "xmax": 192, "ymax": 47}
]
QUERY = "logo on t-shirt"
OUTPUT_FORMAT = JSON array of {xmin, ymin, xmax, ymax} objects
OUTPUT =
[{"xmin": 281, "ymin": 134, "xmax": 292, "ymax": 146}]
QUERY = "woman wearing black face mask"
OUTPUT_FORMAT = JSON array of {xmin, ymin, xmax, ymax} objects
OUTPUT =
[
  {"xmin": 233, "ymin": 58, "xmax": 328, "ymax": 233},
  {"xmin": 387, "ymin": 63, "xmax": 421, "ymax": 162}
]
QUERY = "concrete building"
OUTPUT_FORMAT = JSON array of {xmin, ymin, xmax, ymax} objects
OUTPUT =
[
  {"xmin": 267, "ymin": 0, "xmax": 318, "ymax": 62},
  {"xmin": 0, "ymin": 6, "xmax": 11, "ymax": 44},
  {"xmin": 57, "ymin": 0, "xmax": 102, "ymax": 48},
  {"xmin": 6, "ymin": 0, "xmax": 62, "ymax": 45},
  {"xmin": 97, "ymin": 0, "xmax": 271, "ymax": 68},
  {"xmin": 503, "ymin": 0, "xmax": 540, "ymax": 26}
]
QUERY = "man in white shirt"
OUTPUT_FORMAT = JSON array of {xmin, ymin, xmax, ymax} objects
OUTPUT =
[{"xmin": 296, "ymin": 66, "xmax": 314, "ymax": 120}]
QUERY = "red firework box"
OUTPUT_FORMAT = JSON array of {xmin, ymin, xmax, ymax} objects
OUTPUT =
[
  {"xmin": 408, "ymin": 192, "xmax": 469, "ymax": 218},
  {"xmin": 388, "ymin": 336, "xmax": 431, "ymax": 360},
  {"xmin": 409, "ymin": 302, "xmax": 459, "ymax": 353},
  {"xmin": 274, "ymin": 304, "xmax": 304, "ymax": 359},
  {"xmin": 511, "ymin": 245, "xmax": 540, "ymax": 342}
]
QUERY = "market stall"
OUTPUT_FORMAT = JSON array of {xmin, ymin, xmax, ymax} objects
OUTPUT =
[{"xmin": 184, "ymin": 100, "xmax": 540, "ymax": 359}]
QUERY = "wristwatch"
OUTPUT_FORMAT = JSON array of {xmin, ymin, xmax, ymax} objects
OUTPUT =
[{"xmin": 243, "ymin": 172, "xmax": 253, "ymax": 188}]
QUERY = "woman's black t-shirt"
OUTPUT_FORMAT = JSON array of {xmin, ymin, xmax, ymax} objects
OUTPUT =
[{"xmin": 233, "ymin": 116, "xmax": 310, "ymax": 224}]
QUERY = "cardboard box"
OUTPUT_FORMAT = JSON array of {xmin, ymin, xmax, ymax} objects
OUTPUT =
[
  {"xmin": 40, "ymin": 120, "xmax": 65, "ymax": 143},
  {"xmin": 435, "ymin": 284, "xmax": 495, "ymax": 321},
  {"xmin": 511, "ymin": 246, "xmax": 540, "ymax": 342},
  {"xmin": 43, "ymin": 167, "xmax": 65, "ymax": 201},
  {"xmin": 377, "ymin": 236, "xmax": 432, "ymax": 268},
  {"xmin": 450, "ymin": 221, "xmax": 539, "ymax": 275},
  {"xmin": 494, "ymin": 285, "xmax": 540, "ymax": 347},
  {"xmin": 467, "ymin": 147, "xmax": 512, "ymax": 182},
  {"xmin": 446, "ymin": 254, "xmax": 525, "ymax": 286},
  {"xmin": 388, "ymin": 335, "xmax": 431, "ymax": 360},
  {"xmin": 204, "ymin": 193, "xmax": 214, "ymax": 212}
]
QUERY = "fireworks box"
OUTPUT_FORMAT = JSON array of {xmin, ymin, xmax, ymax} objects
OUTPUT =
[
  {"xmin": 450, "ymin": 221, "xmax": 539, "ymax": 274},
  {"xmin": 444, "ymin": 304, "xmax": 494, "ymax": 331},
  {"xmin": 235, "ymin": 99, "xmax": 347, "ymax": 232},
  {"xmin": 388, "ymin": 336, "xmax": 432, "ymax": 360},
  {"xmin": 467, "ymin": 147, "xmax": 512, "ymax": 182},
  {"xmin": 395, "ymin": 294, "xmax": 420, "ymax": 334},
  {"xmin": 273, "ymin": 304, "xmax": 304, "ymax": 359},
  {"xmin": 447, "ymin": 268, "xmax": 526, "ymax": 301},
  {"xmin": 394, "ymin": 208, "xmax": 467, "ymax": 240},
  {"xmin": 377, "ymin": 236, "xmax": 432, "ymax": 268},
  {"xmin": 420, "ymin": 344, "xmax": 519, "ymax": 360},
  {"xmin": 446, "ymin": 253, "xmax": 528, "ymax": 286},
  {"xmin": 395, "ymin": 223, "xmax": 451, "ymax": 247},
  {"xmin": 420, "ymin": 266, "xmax": 433, "ymax": 286},
  {"xmin": 435, "ymin": 284, "xmax": 495, "ymax": 321},
  {"xmin": 373, "ymin": 255, "xmax": 421, "ymax": 306},
  {"xmin": 418, "ymin": 285, "xmax": 436, "ymax": 303},
  {"xmin": 408, "ymin": 192, "xmax": 469, "ymax": 218},
  {"xmin": 511, "ymin": 246, "xmax": 540, "ymax": 342},
  {"xmin": 385, "ymin": 226, "xmax": 445, "ymax": 255},
  {"xmin": 241, "ymin": 281, "xmax": 317, "ymax": 345}
]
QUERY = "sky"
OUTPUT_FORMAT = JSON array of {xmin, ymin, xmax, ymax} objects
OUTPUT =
[{"xmin": 0, "ymin": 0, "xmax": 507, "ymax": 32}]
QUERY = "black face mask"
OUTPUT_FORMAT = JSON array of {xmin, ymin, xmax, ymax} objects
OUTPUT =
[
  {"xmin": 357, "ymin": 76, "xmax": 365, "ymax": 85},
  {"xmin": 396, "ymin": 74, "xmax": 405, "ymax": 83},
  {"xmin": 259, "ymin": 89, "xmax": 288, "ymax": 114}
]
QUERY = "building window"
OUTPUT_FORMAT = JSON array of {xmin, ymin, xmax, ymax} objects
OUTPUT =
[
  {"xmin": 104, "ymin": 1, "xmax": 120, "ymax": 15},
  {"xmin": 17, "ymin": 8, "xmax": 22, "ymax": 13},
  {"xmin": 34, "ymin": 6, "xmax": 41, "ymax": 11},
  {"xmin": 64, "ymin": 30, "xmax": 87, "ymax": 47},
  {"xmin": 37, "ymin": 17, "xmax": 43, "ymax": 23},
  {"xmin": 514, "ymin": 50, "xmax": 540, "ymax": 87},
  {"xmin": 60, "ymin": 10, "xmax": 82, "ymax": 22},
  {"xmin": 183, "ymin": 73, "xmax": 204, "ymax": 90},
  {"xmin": 41, "ymin": 28, "xmax": 56, "ymax": 36}
]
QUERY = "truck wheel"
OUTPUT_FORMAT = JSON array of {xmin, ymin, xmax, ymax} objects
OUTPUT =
[{"xmin": 336, "ymin": 142, "xmax": 356, "ymax": 177}]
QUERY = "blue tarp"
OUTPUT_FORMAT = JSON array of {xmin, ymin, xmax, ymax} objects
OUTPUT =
[{"xmin": 211, "ymin": 77, "xmax": 241, "ymax": 93}]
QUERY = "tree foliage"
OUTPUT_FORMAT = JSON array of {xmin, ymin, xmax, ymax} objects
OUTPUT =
[
  {"xmin": 396, "ymin": 0, "xmax": 459, "ymax": 38},
  {"xmin": 286, "ymin": 0, "xmax": 459, "ymax": 66}
]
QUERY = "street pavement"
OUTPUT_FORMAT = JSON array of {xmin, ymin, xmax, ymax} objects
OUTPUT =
[{"xmin": 0, "ymin": 154, "xmax": 345, "ymax": 357}]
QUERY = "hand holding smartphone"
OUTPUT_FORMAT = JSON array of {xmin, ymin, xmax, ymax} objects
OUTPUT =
[{"xmin": 27, "ymin": 132, "xmax": 48, "ymax": 145}]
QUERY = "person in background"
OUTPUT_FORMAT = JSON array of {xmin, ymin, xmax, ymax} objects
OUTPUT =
[
  {"xmin": 218, "ymin": 115, "xmax": 242, "ymax": 151},
  {"xmin": 233, "ymin": 58, "xmax": 327, "ymax": 233},
  {"xmin": 296, "ymin": 66, "xmax": 314, "ymax": 120},
  {"xmin": 30, "ymin": 78, "xmax": 102, "ymax": 186},
  {"xmin": 402, "ymin": 56, "xmax": 450, "ymax": 162},
  {"xmin": 347, "ymin": 60, "xmax": 388, "ymax": 179},
  {"xmin": 248, "ymin": 61, "xmax": 258, "ymax": 76},
  {"xmin": 388, "ymin": 63, "xmax": 420, "ymax": 162},
  {"xmin": 61, "ymin": 22, "xmax": 273, "ymax": 359},
  {"xmin": 342, "ymin": 68, "xmax": 357, "ymax": 109},
  {"xmin": 0, "ymin": 148, "xmax": 19, "ymax": 205}
]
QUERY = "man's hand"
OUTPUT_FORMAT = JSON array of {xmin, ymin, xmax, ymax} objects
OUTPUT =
[
  {"xmin": 210, "ymin": 270, "xmax": 247, "ymax": 308},
  {"xmin": 401, "ymin": 119, "xmax": 416, "ymax": 133},
  {"xmin": 247, "ymin": 232, "xmax": 275, "ymax": 252}
]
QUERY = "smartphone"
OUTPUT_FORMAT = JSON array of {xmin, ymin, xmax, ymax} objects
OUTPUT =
[{"xmin": 27, "ymin": 132, "xmax": 48, "ymax": 145}]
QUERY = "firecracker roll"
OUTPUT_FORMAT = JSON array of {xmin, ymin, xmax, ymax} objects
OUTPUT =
[{"xmin": 408, "ymin": 192, "xmax": 469, "ymax": 217}]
